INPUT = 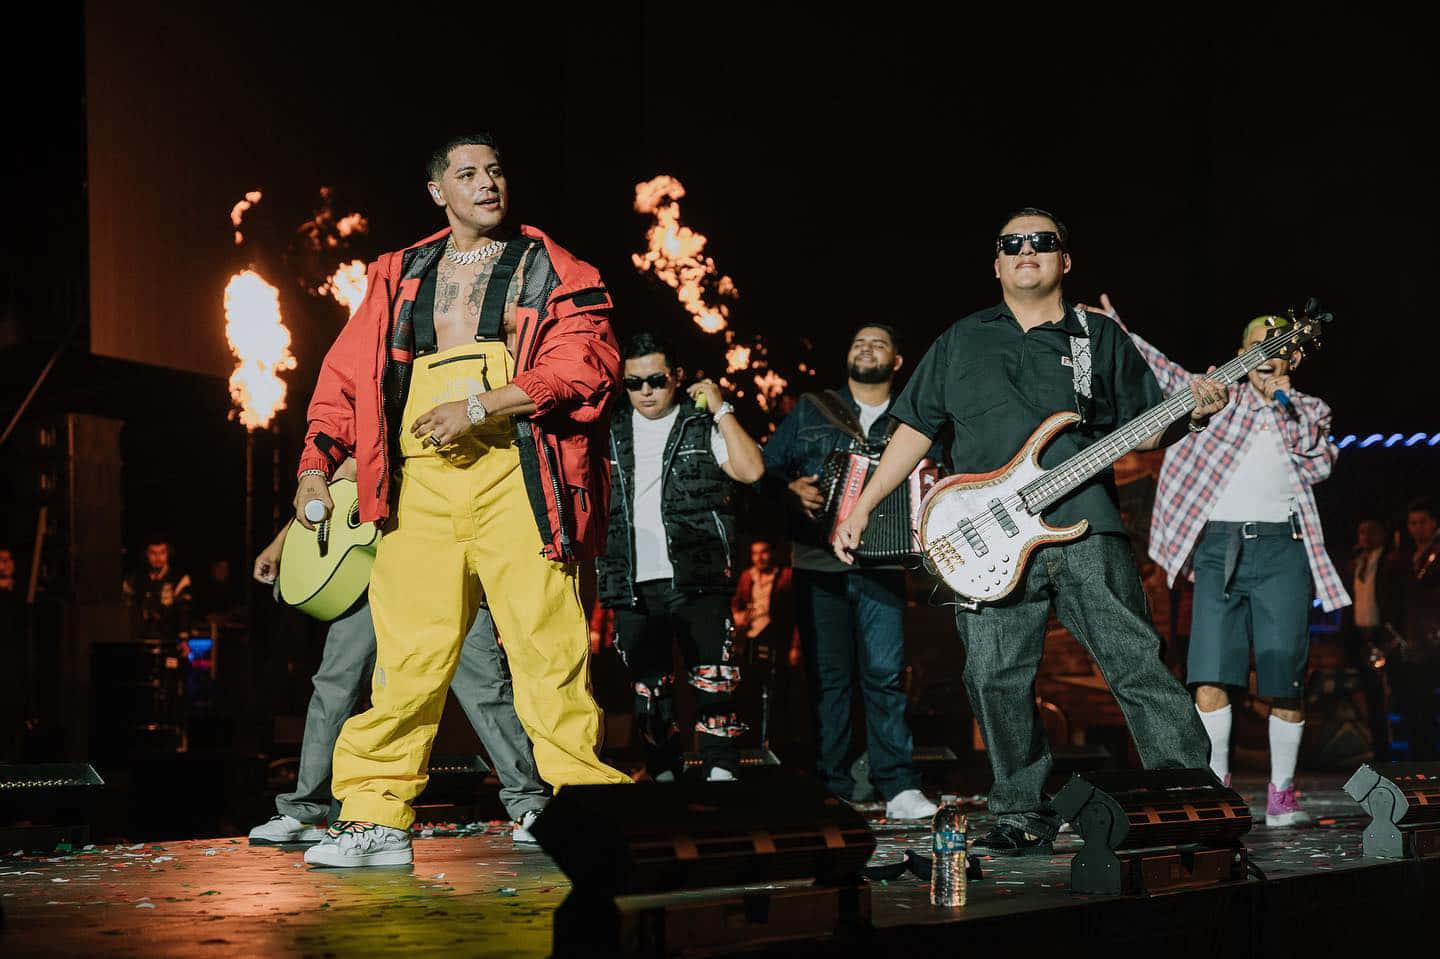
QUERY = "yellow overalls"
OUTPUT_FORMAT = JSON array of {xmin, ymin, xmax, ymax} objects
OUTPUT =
[{"xmin": 331, "ymin": 340, "xmax": 630, "ymax": 829}]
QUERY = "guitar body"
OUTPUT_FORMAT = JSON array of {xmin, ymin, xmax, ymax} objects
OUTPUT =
[
  {"xmin": 918, "ymin": 412, "xmax": 1088, "ymax": 606},
  {"xmin": 277, "ymin": 479, "xmax": 379, "ymax": 621}
]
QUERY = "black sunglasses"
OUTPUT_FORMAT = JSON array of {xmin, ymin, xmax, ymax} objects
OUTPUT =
[
  {"xmin": 623, "ymin": 372, "xmax": 671, "ymax": 391},
  {"xmin": 996, "ymin": 231, "xmax": 1063, "ymax": 255}
]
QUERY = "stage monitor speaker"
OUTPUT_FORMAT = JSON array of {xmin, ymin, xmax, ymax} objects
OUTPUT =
[
  {"xmin": 532, "ymin": 777, "xmax": 874, "ymax": 895},
  {"xmin": 1053, "ymin": 768, "xmax": 1252, "ymax": 895},
  {"xmin": 1344, "ymin": 761, "xmax": 1440, "ymax": 859},
  {"xmin": 414, "ymin": 754, "xmax": 493, "ymax": 806},
  {"xmin": 533, "ymin": 778, "xmax": 874, "ymax": 957},
  {"xmin": 0, "ymin": 763, "xmax": 105, "ymax": 852},
  {"xmin": 682, "ymin": 747, "xmax": 780, "ymax": 772}
]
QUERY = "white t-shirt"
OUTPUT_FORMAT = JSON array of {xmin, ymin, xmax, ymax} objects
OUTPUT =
[
  {"xmin": 857, "ymin": 399, "xmax": 888, "ymax": 436},
  {"xmin": 1207, "ymin": 422, "xmax": 1295, "ymax": 522},
  {"xmin": 632, "ymin": 406, "xmax": 730, "ymax": 583}
]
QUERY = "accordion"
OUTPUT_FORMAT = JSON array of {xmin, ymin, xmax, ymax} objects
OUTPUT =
[{"xmin": 820, "ymin": 450, "xmax": 941, "ymax": 561}]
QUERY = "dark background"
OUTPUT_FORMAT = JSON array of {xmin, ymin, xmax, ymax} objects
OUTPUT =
[{"xmin": 0, "ymin": 5, "xmax": 1434, "ymax": 795}]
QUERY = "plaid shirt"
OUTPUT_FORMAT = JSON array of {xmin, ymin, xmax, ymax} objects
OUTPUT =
[{"xmin": 1123, "ymin": 325, "xmax": 1351, "ymax": 612}]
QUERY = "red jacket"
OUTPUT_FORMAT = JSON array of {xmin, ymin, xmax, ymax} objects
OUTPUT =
[{"xmin": 297, "ymin": 224, "xmax": 620, "ymax": 563}]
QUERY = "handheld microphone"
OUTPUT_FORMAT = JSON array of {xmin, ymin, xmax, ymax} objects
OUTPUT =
[
  {"xmin": 1274, "ymin": 389, "xmax": 1300, "ymax": 420},
  {"xmin": 303, "ymin": 500, "xmax": 329, "ymax": 524}
]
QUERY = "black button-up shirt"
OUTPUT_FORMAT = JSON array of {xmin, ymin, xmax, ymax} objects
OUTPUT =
[{"xmin": 888, "ymin": 300, "xmax": 1164, "ymax": 536}]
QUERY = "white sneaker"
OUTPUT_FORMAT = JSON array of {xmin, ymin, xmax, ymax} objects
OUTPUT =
[
  {"xmin": 248, "ymin": 814, "xmax": 327, "ymax": 845},
  {"xmin": 303, "ymin": 821, "xmax": 412, "ymax": 868},
  {"xmin": 885, "ymin": 789, "xmax": 939, "ymax": 821},
  {"xmin": 512, "ymin": 810, "xmax": 541, "ymax": 844},
  {"xmin": 707, "ymin": 767, "xmax": 737, "ymax": 782}
]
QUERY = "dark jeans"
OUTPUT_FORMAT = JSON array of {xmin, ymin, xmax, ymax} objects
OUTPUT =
[
  {"xmin": 614, "ymin": 580, "xmax": 743, "ymax": 776},
  {"xmin": 795, "ymin": 568, "xmax": 919, "ymax": 801},
  {"xmin": 954, "ymin": 534, "xmax": 1208, "ymax": 839}
]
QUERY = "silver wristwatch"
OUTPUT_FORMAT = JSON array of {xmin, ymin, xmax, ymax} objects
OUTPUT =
[
  {"xmin": 466, "ymin": 394, "xmax": 488, "ymax": 426},
  {"xmin": 712, "ymin": 401, "xmax": 735, "ymax": 423}
]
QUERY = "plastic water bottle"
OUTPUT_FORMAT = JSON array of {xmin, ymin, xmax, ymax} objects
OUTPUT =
[{"xmin": 930, "ymin": 803, "xmax": 967, "ymax": 907}]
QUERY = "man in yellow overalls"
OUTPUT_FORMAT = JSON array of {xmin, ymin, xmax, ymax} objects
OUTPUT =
[{"xmin": 295, "ymin": 133, "xmax": 630, "ymax": 868}]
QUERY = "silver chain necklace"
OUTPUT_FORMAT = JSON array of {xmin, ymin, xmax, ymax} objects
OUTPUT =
[{"xmin": 445, "ymin": 237, "xmax": 505, "ymax": 266}]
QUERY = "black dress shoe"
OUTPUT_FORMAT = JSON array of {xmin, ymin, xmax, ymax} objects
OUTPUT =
[{"xmin": 970, "ymin": 823, "xmax": 1054, "ymax": 857}]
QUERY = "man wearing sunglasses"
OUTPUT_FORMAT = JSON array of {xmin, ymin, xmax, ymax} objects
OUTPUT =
[
  {"xmin": 833, "ymin": 208, "xmax": 1228, "ymax": 854},
  {"xmin": 1098, "ymin": 295, "xmax": 1347, "ymax": 826},
  {"xmin": 597, "ymin": 333, "xmax": 765, "ymax": 781}
]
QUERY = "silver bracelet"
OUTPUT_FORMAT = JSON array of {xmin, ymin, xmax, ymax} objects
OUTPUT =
[
  {"xmin": 1187, "ymin": 417, "xmax": 1208, "ymax": 433},
  {"xmin": 299, "ymin": 468, "xmax": 329, "ymax": 481},
  {"xmin": 712, "ymin": 401, "xmax": 735, "ymax": 423}
]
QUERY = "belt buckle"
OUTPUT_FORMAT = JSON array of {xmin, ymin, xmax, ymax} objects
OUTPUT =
[{"xmin": 1240, "ymin": 522, "xmax": 1260, "ymax": 540}]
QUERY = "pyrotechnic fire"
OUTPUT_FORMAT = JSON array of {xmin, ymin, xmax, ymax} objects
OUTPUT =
[
  {"xmin": 224, "ymin": 270, "xmax": 297, "ymax": 430},
  {"xmin": 725, "ymin": 343, "xmax": 752, "ymax": 373},
  {"xmin": 230, "ymin": 190, "xmax": 263, "ymax": 245},
  {"xmin": 632, "ymin": 175, "xmax": 737, "ymax": 334},
  {"xmin": 299, "ymin": 188, "xmax": 370, "ymax": 251},
  {"xmin": 319, "ymin": 260, "xmax": 367, "ymax": 315},
  {"xmin": 753, "ymin": 369, "xmax": 789, "ymax": 413}
]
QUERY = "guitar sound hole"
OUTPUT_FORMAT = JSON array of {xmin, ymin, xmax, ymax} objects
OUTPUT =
[{"xmin": 348, "ymin": 504, "xmax": 361, "ymax": 529}]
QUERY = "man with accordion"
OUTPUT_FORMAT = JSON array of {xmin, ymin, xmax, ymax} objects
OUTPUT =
[{"xmin": 762, "ymin": 324, "xmax": 941, "ymax": 820}]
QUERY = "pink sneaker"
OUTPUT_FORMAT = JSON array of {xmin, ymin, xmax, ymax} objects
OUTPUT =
[{"xmin": 1265, "ymin": 783, "xmax": 1312, "ymax": 827}]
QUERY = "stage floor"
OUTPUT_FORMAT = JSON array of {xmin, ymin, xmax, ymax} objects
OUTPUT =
[{"xmin": 0, "ymin": 774, "xmax": 1424, "ymax": 957}]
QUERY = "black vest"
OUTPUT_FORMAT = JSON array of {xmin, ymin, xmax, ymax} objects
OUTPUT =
[{"xmin": 597, "ymin": 404, "xmax": 736, "ymax": 606}]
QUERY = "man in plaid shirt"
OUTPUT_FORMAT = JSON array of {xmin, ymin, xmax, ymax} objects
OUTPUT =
[{"xmin": 1093, "ymin": 294, "xmax": 1349, "ymax": 827}]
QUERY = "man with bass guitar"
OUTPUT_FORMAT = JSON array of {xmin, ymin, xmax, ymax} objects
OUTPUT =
[{"xmin": 833, "ymin": 208, "xmax": 1229, "ymax": 855}]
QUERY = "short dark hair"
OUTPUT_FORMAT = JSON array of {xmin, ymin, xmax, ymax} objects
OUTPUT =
[
  {"xmin": 997, "ymin": 206, "xmax": 1069, "ymax": 250},
  {"xmin": 850, "ymin": 322, "xmax": 900, "ymax": 354},
  {"xmin": 1408, "ymin": 497, "xmax": 1439, "ymax": 523},
  {"xmin": 623, "ymin": 332, "xmax": 679, "ymax": 370},
  {"xmin": 427, "ymin": 133, "xmax": 502, "ymax": 182}
]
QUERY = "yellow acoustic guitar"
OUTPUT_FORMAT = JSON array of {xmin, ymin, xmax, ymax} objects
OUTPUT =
[{"xmin": 277, "ymin": 479, "xmax": 379, "ymax": 621}]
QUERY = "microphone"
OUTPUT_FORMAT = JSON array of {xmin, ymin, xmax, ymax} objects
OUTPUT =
[
  {"xmin": 1273, "ymin": 389, "xmax": 1300, "ymax": 420},
  {"xmin": 303, "ymin": 500, "xmax": 329, "ymax": 524}
]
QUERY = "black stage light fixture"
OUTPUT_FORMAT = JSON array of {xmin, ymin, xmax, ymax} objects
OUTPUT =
[
  {"xmin": 1052, "ymin": 768, "xmax": 1252, "ymax": 896},
  {"xmin": 532, "ymin": 778, "xmax": 875, "ymax": 956},
  {"xmin": 1344, "ymin": 761, "xmax": 1440, "ymax": 859},
  {"xmin": 0, "ymin": 763, "xmax": 106, "ymax": 852}
]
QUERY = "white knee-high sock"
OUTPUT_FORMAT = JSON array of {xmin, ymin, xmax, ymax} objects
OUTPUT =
[
  {"xmin": 1269, "ymin": 714, "xmax": 1305, "ymax": 791},
  {"xmin": 1197, "ymin": 704, "xmax": 1232, "ymax": 782}
]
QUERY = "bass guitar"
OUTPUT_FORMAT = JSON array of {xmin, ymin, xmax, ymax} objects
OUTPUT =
[
  {"xmin": 277, "ymin": 478, "xmax": 379, "ymax": 621},
  {"xmin": 918, "ymin": 298, "xmax": 1331, "ymax": 608}
]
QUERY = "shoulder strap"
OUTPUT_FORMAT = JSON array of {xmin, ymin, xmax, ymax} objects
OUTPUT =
[
  {"xmin": 1070, "ymin": 305, "xmax": 1093, "ymax": 401},
  {"xmin": 800, "ymin": 390, "xmax": 867, "ymax": 444},
  {"xmin": 413, "ymin": 263, "xmax": 438, "ymax": 355},
  {"xmin": 475, "ymin": 239, "xmax": 534, "ymax": 342}
]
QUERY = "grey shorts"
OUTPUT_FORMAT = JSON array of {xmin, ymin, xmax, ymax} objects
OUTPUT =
[{"xmin": 1187, "ymin": 522, "xmax": 1313, "ymax": 700}]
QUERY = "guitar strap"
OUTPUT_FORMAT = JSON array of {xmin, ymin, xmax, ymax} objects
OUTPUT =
[{"xmin": 1070, "ymin": 305, "xmax": 1092, "ymax": 403}]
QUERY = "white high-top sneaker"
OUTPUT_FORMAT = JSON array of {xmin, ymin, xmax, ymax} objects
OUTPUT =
[
  {"xmin": 303, "ymin": 821, "xmax": 412, "ymax": 868},
  {"xmin": 512, "ymin": 810, "xmax": 541, "ymax": 844},
  {"xmin": 248, "ymin": 814, "xmax": 328, "ymax": 845},
  {"xmin": 885, "ymin": 789, "xmax": 939, "ymax": 821}
]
